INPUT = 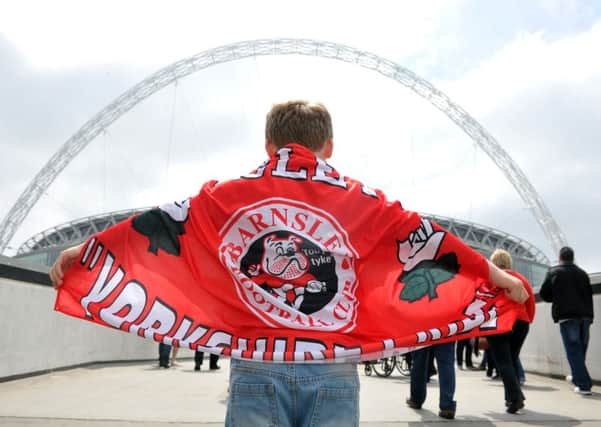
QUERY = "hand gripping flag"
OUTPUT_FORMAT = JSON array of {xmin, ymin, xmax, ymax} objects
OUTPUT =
[{"xmin": 55, "ymin": 144, "xmax": 527, "ymax": 362}]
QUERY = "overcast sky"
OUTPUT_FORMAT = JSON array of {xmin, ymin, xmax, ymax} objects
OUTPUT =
[{"xmin": 1, "ymin": 0, "xmax": 600, "ymax": 274}]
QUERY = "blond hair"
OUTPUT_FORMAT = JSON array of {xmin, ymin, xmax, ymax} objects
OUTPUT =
[
  {"xmin": 265, "ymin": 100, "xmax": 333, "ymax": 151},
  {"xmin": 490, "ymin": 249, "xmax": 512, "ymax": 270}
]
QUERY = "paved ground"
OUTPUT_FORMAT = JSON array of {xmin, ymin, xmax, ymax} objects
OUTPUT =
[{"xmin": 0, "ymin": 358, "xmax": 599, "ymax": 426}]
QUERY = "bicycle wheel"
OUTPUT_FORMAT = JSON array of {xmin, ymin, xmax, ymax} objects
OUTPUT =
[
  {"xmin": 363, "ymin": 362, "xmax": 373, "ymax": 376},
  {"xmin": 396, "ymin": 355, "xmax": 411, "ymax": 376},
  {"xmin": 372, "ymin": 357, "xmax": 396, "ymax": 377}
]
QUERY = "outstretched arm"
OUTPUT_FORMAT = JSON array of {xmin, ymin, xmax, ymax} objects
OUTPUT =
[
  {"xmin": 49, "ymin": 243, "xmax": 84, "ymax": 288},
  {"xmin": 487, "ymin": 260, "xmax": 528, "ymax": 304}
]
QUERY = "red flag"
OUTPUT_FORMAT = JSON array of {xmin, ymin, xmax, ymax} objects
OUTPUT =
[{"xmin": 55, "ymin": 144, "xmax": 523, "ymax": 362}]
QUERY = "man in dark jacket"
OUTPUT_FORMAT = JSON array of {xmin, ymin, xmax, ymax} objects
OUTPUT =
[{"xmin": 540, "ymin": 246, "xmax": 594, "ymax": 395}]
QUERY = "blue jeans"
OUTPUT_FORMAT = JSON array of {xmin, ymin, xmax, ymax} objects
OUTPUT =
[
  {"xmin": 410, "ymin": 342, "xmax": 456, "ymax": 411},
  {"xmin": 226, "ymin": 359, "xmax": 359, "ymax": 427},
  {"xmin": 158, "ymin": 343, "xmax": 171, "ymax": 367},
  {"xmin": 559, "ymin": 319, "xmax": 592, "ymax": 391}
]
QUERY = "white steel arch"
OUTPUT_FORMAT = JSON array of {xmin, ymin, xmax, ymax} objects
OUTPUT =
[{"xmin": 0, "ymin": 38, "xmax": 567, "ymax": 255}]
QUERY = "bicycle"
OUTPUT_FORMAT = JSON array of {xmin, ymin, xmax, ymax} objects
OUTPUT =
[{"xmin": 363, "ymin": 353, "xmax": 411, "ymax": 377}]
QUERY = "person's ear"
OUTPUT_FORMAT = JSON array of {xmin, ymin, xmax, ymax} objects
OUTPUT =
[
  {"xmin": 265, "ymin": 139, "xmax": 276, "ymax": 156},
  {"xmin": 320, "ymin": 139, "xmax": 333, "ymax": 159}
]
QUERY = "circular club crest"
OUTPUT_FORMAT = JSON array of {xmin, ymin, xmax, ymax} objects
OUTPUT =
[{"xmin": 218, "ymin": 198, "xmax": 358, "ymax": 332}]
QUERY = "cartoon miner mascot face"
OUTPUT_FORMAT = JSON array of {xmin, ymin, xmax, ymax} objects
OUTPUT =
[{"xmin": 261, "ymin": 234, "xmax": 309, "ymax": 280}]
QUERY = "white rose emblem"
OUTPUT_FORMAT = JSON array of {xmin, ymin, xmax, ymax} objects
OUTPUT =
[{"xmin": 397, "ymin": 218, "xmax": 445, "ymax": 271}]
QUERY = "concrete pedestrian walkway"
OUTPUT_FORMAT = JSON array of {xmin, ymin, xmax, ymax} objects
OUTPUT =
[{"xmin": 0, "ymin": 359, "xmax": 599, "ymax": 426}]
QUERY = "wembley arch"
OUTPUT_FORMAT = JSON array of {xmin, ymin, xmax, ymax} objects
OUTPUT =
[{"xmin": 0, "ymin": 38, "xmax": 567, "ymax": 255}]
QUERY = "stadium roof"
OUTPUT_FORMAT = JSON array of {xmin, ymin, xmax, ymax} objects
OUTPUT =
[{"xmin": 424, "ymin": 213, "xmax": 549, "ymax": 264}]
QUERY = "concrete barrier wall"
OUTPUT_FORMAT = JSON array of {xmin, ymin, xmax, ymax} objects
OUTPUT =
[
  {"xmin": 0, "ymin": 277, "xmax": 171, "ymax": 380},
  {"xmin": 521, "ymin": 294, "xmax": 600, "ymax": 381}
]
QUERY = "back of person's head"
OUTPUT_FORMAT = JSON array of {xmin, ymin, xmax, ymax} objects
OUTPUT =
[
  {"xmin": 265, "ymin": 100, "xmax": 333, "ymax": 151},
  {"xmin": 490, "ymin": 249, "xmax": 512, "ymax": 270},
  {"xmin": 559, "ymin": 246, "xmax": 574, "ymax": 263}
]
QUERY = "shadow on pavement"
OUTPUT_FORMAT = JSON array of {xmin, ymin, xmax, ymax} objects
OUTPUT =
[
  {"xmin": 578, "ymin": 392, "xmax": 601, "ymax": 401},
  {"xmin": 406, "ymin": 408, "xmax": 496, "ymax": 426},
  {"xmin": 484, "ymin": 408, "xmax": 581, "ymax": 426},
  {"xmin": 404, "ymin": 406, "xmax": 498, "ymax": 426},
  {"xmin": 522, "ymin": 383, "xmax": 560, "ymax": 392}
]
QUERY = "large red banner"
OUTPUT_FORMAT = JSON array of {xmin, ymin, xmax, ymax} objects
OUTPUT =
[{"xmin": 55, "ymin": 144, "xmax": 523, "ymax": 362}]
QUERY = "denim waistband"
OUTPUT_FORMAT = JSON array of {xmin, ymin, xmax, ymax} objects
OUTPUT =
[{"xmin": 230, "ymin": 358, "xmax": 358, "ymax": 381}]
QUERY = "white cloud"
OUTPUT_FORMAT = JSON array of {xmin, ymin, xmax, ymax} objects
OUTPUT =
[
  {"xmin": 0, "ymin": 0, "xmax": 461, "ymax": 68},
  {"xmin": 441, "ymin": 21, "xmax": 601, "ymax": 114}
]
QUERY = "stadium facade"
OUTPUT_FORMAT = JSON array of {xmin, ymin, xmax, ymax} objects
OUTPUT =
[{"xmin": 14, "ymin": 209, "xmax": 551, "ymax": 291}]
